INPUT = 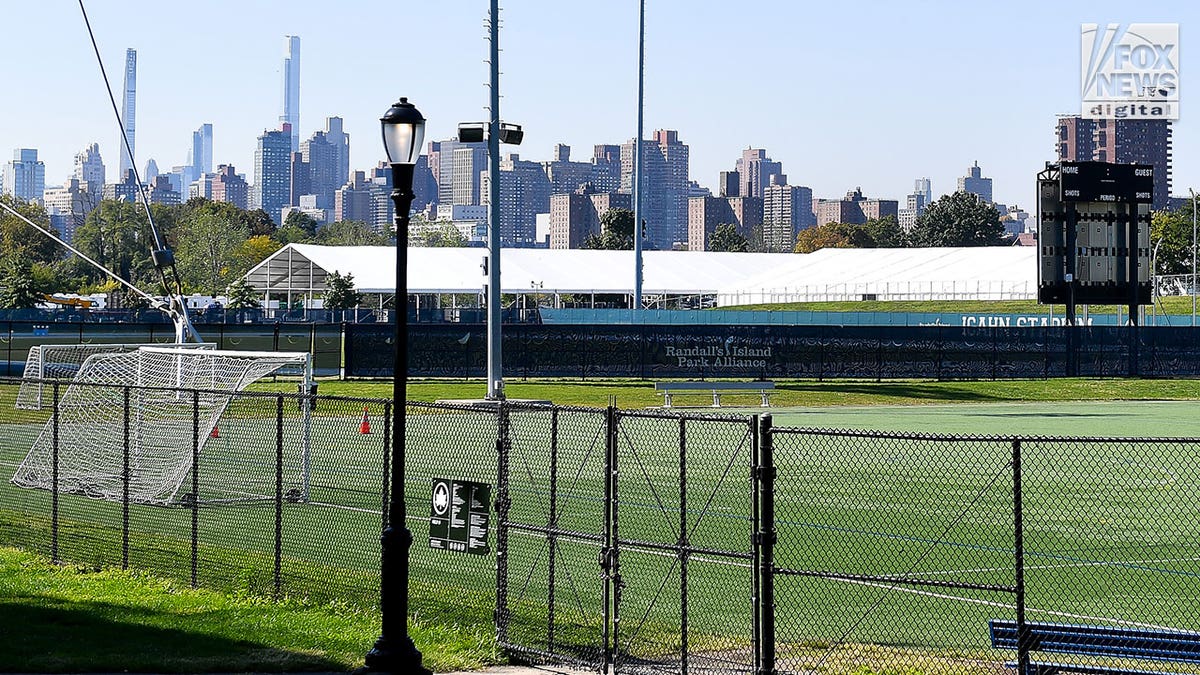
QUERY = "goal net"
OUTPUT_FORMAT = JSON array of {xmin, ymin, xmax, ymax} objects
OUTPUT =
[
  {"xmin": 16, "ymin": 342, "xmax": 214, "ymax": 410},
  {"xmin": 10, "ymin": 346, "xmax": 313, "ymax": 506}
]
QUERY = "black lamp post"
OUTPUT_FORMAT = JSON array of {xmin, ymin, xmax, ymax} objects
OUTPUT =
[{"xmin": 361, "ymin": 97, "xmax": 430, "ymax": 675}]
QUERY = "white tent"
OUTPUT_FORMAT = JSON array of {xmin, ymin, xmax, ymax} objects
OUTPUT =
[{"xmin": 240, "ymin": 243, "xmax": 1037, "ymax": 308}]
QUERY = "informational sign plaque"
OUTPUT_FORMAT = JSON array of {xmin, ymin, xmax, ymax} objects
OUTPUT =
[{"xmin": 428, "ymin": 478, "xmax": 491, "ymax": 555}]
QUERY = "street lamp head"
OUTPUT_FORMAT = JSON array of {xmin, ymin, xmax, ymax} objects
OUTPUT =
[{"xmin": 381, "ymin": 98, "xmax": 426, "ymax": 165}]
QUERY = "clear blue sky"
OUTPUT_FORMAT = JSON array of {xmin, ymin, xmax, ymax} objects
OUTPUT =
[{"xmin": 2, "ymin": 1, "xmax": 1196, "ymax": 210}]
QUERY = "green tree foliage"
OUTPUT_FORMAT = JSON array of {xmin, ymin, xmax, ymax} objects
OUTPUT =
[
  {"xmin": 0, "ymin": 195, "xmax": 64, "ymax": 265},
  {"xmin": 794, "ymin": 222, "xmax": 855, "ymax": 253},
  {"xmin": 318, "ymin": 220, "xmax": 390, "ymax": 246},
  {"xmin": 1150, "ymin": 200, "xmax": 1196, "ymax": 275},
  {"xmin": 908, "ymin": 191, "xmax": 1004, "ymax": 247},
  {"xmin": 175, "ymin": 210, "xmax": 250, "ymax": 295},
  {"xmin": 0, "ymin": 255, "xmax": 45, "ymax": 309},
  {"xmin": 284, "ymin": 211, "xmax": 321, "ymax": 237},
  {"xmin": 323, "ymin": 270, "xmax": 362, "ymax": 309},
  {"xmin": 225, "ymin": 277, "xmax": 262, "ymax": 309},
  {"xmin": 709, "ymin": 223, "xmax": 750, "ymax": 252},
  {"xmin": 410, "ymin": 217, "xmax": 467, "ymax": 247},
  {"xmin": 584, "ymin": 208, "xmax": 636, "ymax": 250},
  {"xmin": 862, "ymin": 215, "xmax": 907, "ymax": 248},
  {"xmin": 72, "ymin": 200, "xmax": 154, "ymax": 287}
]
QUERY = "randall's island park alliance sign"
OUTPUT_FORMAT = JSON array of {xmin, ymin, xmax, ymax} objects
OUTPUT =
[{"xmin": 663, "ymin": 337, "xmax": 773, "ymax": 370}]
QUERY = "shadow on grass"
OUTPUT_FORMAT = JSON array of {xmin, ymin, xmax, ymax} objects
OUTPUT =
[
  {"xmin": 777, "ymin": 381, "xmax": 1007, "ymax": 402},
  {"xmin": 0, "ymin": 597, "xmax": 347, "ymax": 673}
]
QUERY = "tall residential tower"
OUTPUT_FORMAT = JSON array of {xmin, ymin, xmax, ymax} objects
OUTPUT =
[
  {"xmin": 281, "ymin": 36, "xmax": 301, "ymax": 153},
  {"xmin": 118, "ymin": 48, "xmax": 137, "ymax": 179}
]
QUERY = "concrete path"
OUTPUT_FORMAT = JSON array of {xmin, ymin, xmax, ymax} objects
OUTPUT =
[{"xmin": 444, "ymin": 665, "xmax": 594, "ymax": 675}]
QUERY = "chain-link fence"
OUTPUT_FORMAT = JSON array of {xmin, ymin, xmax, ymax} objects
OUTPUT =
[{"xmin": 3, "ymin": 379, "xmax": 1199, "ymax": 675}]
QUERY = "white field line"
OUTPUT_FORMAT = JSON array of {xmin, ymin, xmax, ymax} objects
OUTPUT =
[{"xmin": 892, "ymin": 555, "xmax": 1200, "ymax": 579}]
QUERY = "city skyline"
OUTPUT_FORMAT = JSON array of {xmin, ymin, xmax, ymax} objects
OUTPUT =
[{"xmin": 1, "ymin": 1, "xmax": 1197, "ymax": 211}]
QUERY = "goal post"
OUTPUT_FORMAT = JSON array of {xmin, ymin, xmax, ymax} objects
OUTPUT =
[
  {"xmin": 16, "ymin": 342, "xmax": 215, "ymax": 410},
  {"xmin": 10, "ymin": 346, "xmax": 313, "ymax": 506}
]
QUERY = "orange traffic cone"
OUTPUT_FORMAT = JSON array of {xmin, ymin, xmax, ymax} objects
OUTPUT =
[
  {"xmin": 359, "ymin": 407, "xmax": 371, "ymax": 434},
  {"xmin": 209, "ymin": 425, "xmax": 219, "ymax": 439}
]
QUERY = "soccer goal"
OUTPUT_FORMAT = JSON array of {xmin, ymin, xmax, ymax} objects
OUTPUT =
[
  {"xmin": 15, "ymin": 342, "xmax": 215, "ymax": 410},
  {"xmin": 10, "ymin": 345, "xmax": 314, "ymax": 506}
]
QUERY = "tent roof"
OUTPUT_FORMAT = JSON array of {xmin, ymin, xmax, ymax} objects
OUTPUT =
[{"xmin": 240, "ymin": 244, "xmax": 1036, "ymax": 298}]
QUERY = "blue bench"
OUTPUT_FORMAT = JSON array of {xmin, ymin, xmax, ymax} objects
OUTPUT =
[
  {"xmin": 989, "ymin": 619, "xmax": 1200, "ymax": 675},
  {"xmin": 653, "ymin": 381, "xmax": 774, "ymax": 408}
]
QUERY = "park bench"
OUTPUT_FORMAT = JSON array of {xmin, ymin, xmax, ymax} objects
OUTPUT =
[
  {"xmin": 653, "ymin": 381, "xmax": 774, "ymax": 408},
  {"xmin": 989, "ymin": 619, "xmax": 1200, "ymax": 675}
]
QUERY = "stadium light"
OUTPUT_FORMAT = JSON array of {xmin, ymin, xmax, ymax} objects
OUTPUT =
[{"xmin": 361, "ymin": 97, "xmax": 431, "ymax": 675}]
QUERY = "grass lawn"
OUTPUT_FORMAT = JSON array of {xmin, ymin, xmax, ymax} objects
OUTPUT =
[{"xmin": 0, "ymin": 546, "xmax": 495, "ymax": 673}]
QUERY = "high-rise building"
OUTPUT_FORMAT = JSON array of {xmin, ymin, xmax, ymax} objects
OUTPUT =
[
  {"xmin": 543, "ymin": 144, "xmax": 593, "ymax": 194},
  {"xmin": 118, "ymin": 49, "xmax": 137, "ymax": 179},
  {"xmin": 4, "ymin": 149, "xmax": 46, "ymax": 202},
  {"xmin": 211, "ymin": 165, "xmax": 248, "ymax": 209},
  {"xmin": 621, "ymin": 130, "xmax": 690, "ymax": 250},
  {"xmin": 192, "ymin": 123, "xmax": 213, "ymax": 176},
  {"xmin": 815, "ymin": 188, "xmax": 899, "ymax": 227},
  {"xmin": 147, "ymin": 175, "xmax": 181, "ymax": 205},
  {"xmin": 590, "ymin": 145, "xmax": 621, "ymax": 193},
  {"xmin": 548, "ymin": 186, "xmax": 631, "ymax": 249},
  {"xmin": 334, "ymin": 171, "xmax": 378, "ymax": 225},
  {"xmin": 1056, "ymin": 115, "xmax": 1173, "ymax": 210},
  {"xmin": 719, "ymin": 170, "xmax": 740, "ymax": 198},
  {"xmin": 298, "ymin": 117, "xmax": 349, "ymax": 210},
  {"xmin": 143, "ymin": 159, "xmax": 159, "ymax": 181},
  {"xmin": 957, "ymin": 161, "xmax": 993, "ymax": 203},
  {"xmin": 735, "ymin": 148, "xmax": 783, "ymax": 200},
  {"xmin": 898, "ymin": 191, "xmax": 927, "ymax": 231},
  {"xmin": 914, "ymin": 177, "xmax": 932, "ymax": 206},
  {"xmin": 103, "ymin": 169, "xmax": 140, "ymax": 203},
  {"xmin": 481, "ymin": 153, "xmax": 552, "ymax": 246},
  {"xmin": 427, "ymin": 138, "xmax": 488, "ymax": 206},
  {"xmin": 763, "ymin": 181, "xmax": 815, "ymax": 252},
  {"xmin": 281, "ymin": 36, "xmax": 300, "ymax": 152},
  {"xmin": 687, "ymin": 195, "xmax": 763, "ymax": 252},
  {"xmin": 254, "ymin": 125, "xmax": 293, "ymax": 224},
  {"xmin": 42, "ymin": 178, "xmax": 96, "ymax": 241},
  {"xmin": 73, "ymin": 143, "xmax": 106, "ymax": 191}
]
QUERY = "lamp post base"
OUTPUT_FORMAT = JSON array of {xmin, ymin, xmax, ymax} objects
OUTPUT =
[{"xmin": 356, "ymin": 635, "xmax": 432, "ymax": 675}]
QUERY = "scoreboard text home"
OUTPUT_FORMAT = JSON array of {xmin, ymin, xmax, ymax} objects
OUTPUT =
[{"xmin": 1037, "ymin": 162, "xmax": 1153, "ymax": 316}]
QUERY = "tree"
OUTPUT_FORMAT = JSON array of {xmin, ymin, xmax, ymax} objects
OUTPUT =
[
  {"xmin": 324, "ymin": 270, "xmax": 362, "ymax": 310},
  {"xmin": 284, "ymin": 211, "xmax": 320, "ymax": 237},
  {"xmin": 862, "ymin": 215, "xmax": 907, "ymax": 248},
  {"xmin": 225, "ymin": 277, "xmax": 262, "ymax": 309},
  {"xmin": 0, "ymin": 195, "xmax": 60, "ymax": 265},
  {"xmin": 230, "ymin": 235, "xmax": 282, "ymax": 278},
  {"xmin": 0, "ymin": 255, "xmax": 45, "ymax": 309},
  {"xmin": 72, "ymin": 200, "xmax": 153, "ymax": 287},
  {"xmin": 1151, "ymin": 201, "xmax": 1196, "ymax": 275},
  {"xmin": 584, "ymin": 208, "xmax": 636, "ymax": 250},
  {"xmin": 794, "ymin": 222, "xmax": 856, "ymax": 253},
  {"xmin": 908, "ymin": 191, "xmax": 1004, "ymax": 247},
  {"xmin": 175, "ymin": 210, "xmax": 250, "ymax": 295},
  {"xmin": 410, "ymin": 217, "xmax": 467, "ymax": 247},
  {"xmin": 709, "ymin": 223, "xmax": 749, "ymax": 252},
  {"xmin": 319, "ymin": 220, "xmax": 390, "ymax": 246}
]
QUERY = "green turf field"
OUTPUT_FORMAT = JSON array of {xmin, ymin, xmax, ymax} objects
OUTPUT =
[{"xmin": 2, "ymin": 390, "xmax": 1199, "ymax": 674}]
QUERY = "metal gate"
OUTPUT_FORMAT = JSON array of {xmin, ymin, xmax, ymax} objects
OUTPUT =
[{"xmin": 496, "ymin": 404, "xmax": 760, "ymax": 674}]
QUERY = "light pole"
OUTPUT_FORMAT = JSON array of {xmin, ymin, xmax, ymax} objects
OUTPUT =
[{"xmin": 361, "ymin": 97, "xmax": 431, "ymax": 675}]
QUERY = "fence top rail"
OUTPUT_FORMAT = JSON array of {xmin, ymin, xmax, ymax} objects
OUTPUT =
[
  {"xmin": 772, "ymin": 424, "xmax": 1200, "ymax": 445},
  {"xmin": 0, "ymin": 374, "xmax": 390, "ymax": 407}
]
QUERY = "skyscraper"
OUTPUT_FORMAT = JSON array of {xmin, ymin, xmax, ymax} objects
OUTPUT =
[
  {"xmin": 763, "ymin": 181, "xmax": 815, "ymax": 252},
  {"xmin": 620, "ymin": 130, "xmax": 690, "ymax": 250},
  {"xmin": 254, "ymin": 125, "xmax": 293, "ymax": 224},
  {"xmin": 914, "ymin": 177, "xmax": 932, "ymax": 205},
  {"xmin": 281, "ymin": 36, "xmax": 301, "ymax": 153},
  {"xmin": 73, "ymin": 143, "xmax": 106, "ymax": 191},
  {"xmin": 5, "ymin": 149, "xmax": 46, "ymax": 202},
  {"xmin": 735, "ymin": 148, "xmax": 783, "ymax": 200},
  {"xmin": 1056, "ymin": 116, "xmax": 1173, "ymax": 210},
  {"xmin": 192, "ymin": 123, "xmax": 213, "ymax": 177},
  {"xmin": 298, "ymin": 117, "xmax": 350, "ymax": 210},
  {"xmin": 957, "ymin": 161, "xmax": 993, "ymax": 203},
  {"xmin": 117, "ymin": 49, "xmax": 137, "ymax": 179}
]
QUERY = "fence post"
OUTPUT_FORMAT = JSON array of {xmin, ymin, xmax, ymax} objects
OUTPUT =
[
  {"xmin": 123, "ymin": 386, "xmax": 130, "ymax": 569},
  {"xmin": 546, "ymin": 407, "xmax": 559, "ymax": 652},
  {"xmin": 602, "ymin": 402, "xmax": 619, "ymax": 673},
  {"xmin": 755, "ymin": 413, "xmax": 776, "ymax": 675},
  {"xmin": 51, "ymin": 382, "xmax": 60, "ymax": 564},
  {"xmin": 381, "ymin": 401, "xmax": 392, "ymax": 532},
  {"xmin": 751, "ymin": 416, "xmax": 761, "ymax": 675},
  {"xmin": 494, "ymin": 400, "xmax": 512, "ymax": 647},
  {"xmin": 274, "ymin": 394, "xmax": 284, "ymax": 600},
  {"xmin": 678, "ymin": 416, "xmax": 689, "ymax": 675},
  {"xmin": 1013, "ymin": 439, "xmax": 1029, "ymax": 675},
  {"xmin": 191, "ymin": 390, "xmax": 199, "ymax": 588}
]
